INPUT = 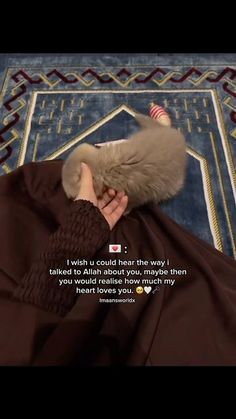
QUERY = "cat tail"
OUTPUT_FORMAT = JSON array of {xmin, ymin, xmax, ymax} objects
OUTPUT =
[{"xmin": 134, "ymin": 113, "xmax": 162, "ymax": 129}]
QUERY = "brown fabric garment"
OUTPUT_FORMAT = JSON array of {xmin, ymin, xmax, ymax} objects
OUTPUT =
[
  {"xmin": 0, "ymin": 160, "xmax": 236, "ymax": 366},
  {"xmin": 13, "ymin": 199, "xmax": 110, "ymax": 316}
]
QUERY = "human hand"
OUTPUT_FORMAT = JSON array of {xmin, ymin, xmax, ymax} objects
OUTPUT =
[{"xmin": 74, "ymin": 162, "xmax": 128, "ymax": 230}]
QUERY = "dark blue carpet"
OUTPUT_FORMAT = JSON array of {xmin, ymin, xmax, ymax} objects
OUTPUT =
[{"xmin": 0, "ymin": 53, "xmax": 235, "ymax": 258}]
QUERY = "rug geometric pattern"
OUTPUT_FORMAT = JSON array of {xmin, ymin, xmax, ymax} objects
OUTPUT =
[{"xmin": 0, "ymin": 56, "xmax": 235, "ymax": 258}]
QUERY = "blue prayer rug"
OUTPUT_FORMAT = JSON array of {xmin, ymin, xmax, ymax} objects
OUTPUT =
[{"xmin": 0, "ymin": 53, "xmax": 235, "ymax": 258}]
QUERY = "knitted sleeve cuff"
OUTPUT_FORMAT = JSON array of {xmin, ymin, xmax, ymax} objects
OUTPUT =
[{"xmin": 13, "ymin": 200, "xmax": 110, "ymax": 316}]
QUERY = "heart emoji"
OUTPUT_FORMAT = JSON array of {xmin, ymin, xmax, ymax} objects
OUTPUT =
[
  {"xmin": 109, "ymin": 244, "xmax": 121, "ymax": 253},
  {"xmin": 144, "ymin": 286, "xmax": 152, "ymax": 294}
]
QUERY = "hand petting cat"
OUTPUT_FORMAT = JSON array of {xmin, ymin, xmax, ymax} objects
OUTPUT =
[{"xmin": 75, "ymin": 162, "xmax": 128, "ymax": 230}]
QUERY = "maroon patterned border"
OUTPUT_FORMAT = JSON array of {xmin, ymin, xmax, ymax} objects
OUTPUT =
[{"xmin": 1, "ymin": 67, "xmax": 236, "ymax": 165}]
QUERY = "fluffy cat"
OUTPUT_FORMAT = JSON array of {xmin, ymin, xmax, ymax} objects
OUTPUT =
[{"xmin": 61, "ymin": 113, "xmax": 187, "ymax": 212}]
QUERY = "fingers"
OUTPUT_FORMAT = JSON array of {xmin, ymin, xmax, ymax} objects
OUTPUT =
[
  {"xmin": 98, "ymin": 189, "xmax": 116, "ymax": 209},
  {"xmin": 111, "ymin": 195, "xmax": 129, "ymax": 219},
  {"xmin": 102, "ymin": 190, "xmax": 126, "ymax": 215},
  {"xmin": 103, "ymin": 194, "xmax": 128, "ymax": 230}
]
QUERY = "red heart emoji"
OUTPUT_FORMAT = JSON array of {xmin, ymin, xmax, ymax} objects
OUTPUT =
[{"xmin": 112, "ymin": 245, "xmax": 118, "ymax": 251}]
